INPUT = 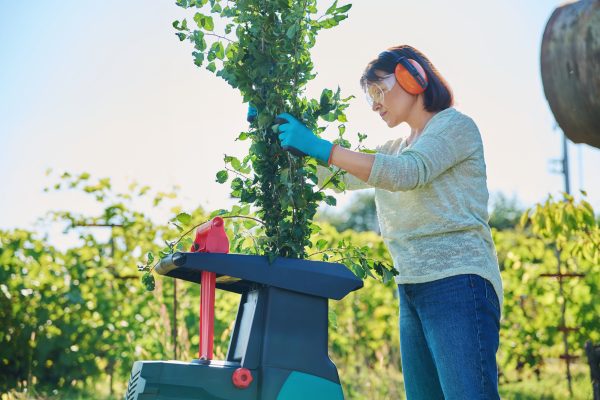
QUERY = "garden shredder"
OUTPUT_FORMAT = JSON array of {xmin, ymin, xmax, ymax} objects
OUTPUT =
[{"xmin": 125, "ymin": 217, "xmax": 363, "ymax": 399}]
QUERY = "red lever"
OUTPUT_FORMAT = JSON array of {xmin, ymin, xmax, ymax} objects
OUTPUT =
[
  {"xmin": 190, "ymin": 217, "xmax": 229, "ymax": 254},
  {"xmin": 199, "ymin": 270, "xmax": 216, "ymax": 360},
  {"xmin": 190, "ymin": 217, "xmax": 229, "ymax": 360},
  {"xmin": 232, "ymin": 368, "xmax": 253, "ymax": 389}
]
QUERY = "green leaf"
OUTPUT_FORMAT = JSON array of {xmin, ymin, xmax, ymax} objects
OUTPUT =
[
  {"xmin": 207, "ymin": 62, "xmax": 216, "ymax": 72},
  {"xmin": 333, "ymin": 138, "xmax": 351, "ymax": 149},
  {"xmin": 286, "ymin": 25, "xmax": 299, "ymax": 39},
  {"xmin": 176, "ymin": 212, "xmax": 192, "ymax": 225},
  {"xmin": 336, "ymin": 4, "xmax": 352, "ymax": 14},
  {"xmin": 192, "ymin": 51, "xmax": 204, "ymax": 67},
  {"xmin": 209, "ymin": 209, "xmax": 228, "ymax": 218},
  {"xmin": 173, "ymin": 19, "xmax": 189, "ymax": 31},
  {"xmin": 257, "ymin": 113, "xmax": 273, "ymax": 129},
  {"xmin": 316, "ymin": 239, "xmax": 328, "ymax": 251},
  {"xmin": 211, "ymin": 41, "xmax": 224, "ymax": 59},
  {"xmin": 320, "ymin": 88, "xmax": 333, "ymax": 110},
  {"xmin": 230, "ymin": 157, "xmax": 242, "ymax": 171},
  {"xmin": 322, "ymin": 112, "xmax": 337, "ymax": 122},
  {"xmin": 333, "ymin": 14, "xmax": 347, "ymax": 23},
  {"xmin": 328, "ymin": 308, "xmax": 338, "ymax": 329},
  {"xmin": 349, "ymin": 261, "xmax": 366, "ymax": 279},
  {"xmin": 193, "ymin": 13, "xmax": 214, "ymax": 31},
  {"xmin": 320, "ymin": 17, "xmax": 340, "ymax": 29},
  {"xmin": 141, "ymin": 272, "xmax": 155, "ymax": 291},
  {"xmin": 216, "ymin": 170, "xmax": 228, "ymax": 183},
  {"xmin": 192, "ymin": 31, "xmax": 207, "ymax": 51},
  {"xmin": 193, "ymin": 12, "xmax": 205, "ymax": 27},
  {"xmin": 231, "ymin": 177, "xmax": 243, "ymax": 191},
  {"xmin": 176, "ymin": 32, "xmax": 187, "ymax": 41},
  {"xmin": 382, "ymin": 267, "xmax": 396, "ymax": 284},
  {"xmin": 326, "ymin": 0, "xmax": 338, "ymax": 14},
  {"xmin": 243, "ymin": 220, "xmax": 257, "ymax": 229},
  {"xmin": 325, "ymin": 196, "xmax": 337, "ymax": 206},
  {"xmin": 203, "ymin": 15, "xmax": 214, "ymax": 31},
  {"xmin": 225, "ymin": 43, "xmax": 236, "ymax": 59},
  {"xmin": 146, "ymin": 252, "xmax": 154, "ymax": 264}
]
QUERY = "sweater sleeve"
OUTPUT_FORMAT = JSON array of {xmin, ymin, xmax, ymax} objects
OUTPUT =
[{"xmin": 366, "ymin": 114, "xmax": 482, "ymax": 192}]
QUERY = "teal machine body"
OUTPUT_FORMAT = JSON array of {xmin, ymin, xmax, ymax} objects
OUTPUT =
[{"xmin": 125, "ymin": 252, "xmax": 363, "ymax": 399}]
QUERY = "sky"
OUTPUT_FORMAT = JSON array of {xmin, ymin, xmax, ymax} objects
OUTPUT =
[{"xmin": 1, "ymin": 0, "xmax": 599, "ymax": 242}]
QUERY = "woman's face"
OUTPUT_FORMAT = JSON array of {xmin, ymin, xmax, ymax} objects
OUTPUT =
[{"xmin": 369, "ymin": 70, "xmax": 418, "ymax": 128}]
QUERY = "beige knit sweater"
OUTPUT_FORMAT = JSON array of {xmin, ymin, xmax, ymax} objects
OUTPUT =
[{"xmin": 318, "ymin": 107, "xmax": 504, "ymax": 319}]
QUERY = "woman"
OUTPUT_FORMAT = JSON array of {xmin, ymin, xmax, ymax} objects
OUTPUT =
[{"xmin": 274, "ymin": 44, "xmax": 504, "ymax": 399}]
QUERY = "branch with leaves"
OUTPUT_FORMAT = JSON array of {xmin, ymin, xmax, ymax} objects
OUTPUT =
[{"xmin": 135, "ymin": 0, "xmax": 400, "ymax": 288}]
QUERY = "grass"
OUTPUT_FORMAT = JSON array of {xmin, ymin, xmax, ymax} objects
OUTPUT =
[
  {"xmin": 2, "ymin": 360, "xmax": 593, "ymax": 399},
  {"xmin": 499, "ymin": 359, "xmax": 593, "ymax": 400}
]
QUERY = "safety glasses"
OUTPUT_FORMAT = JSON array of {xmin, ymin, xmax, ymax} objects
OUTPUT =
[{"xmin": 364, "ymin": 74, "xmax": 396, "ymax": 106}]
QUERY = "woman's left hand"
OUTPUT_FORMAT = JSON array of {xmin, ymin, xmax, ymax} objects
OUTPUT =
[{"xmin": 276, "ymin": 113, "xmax": 333, "ymax": 163}]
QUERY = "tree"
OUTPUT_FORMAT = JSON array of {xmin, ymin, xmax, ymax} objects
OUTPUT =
[{"xmin": 489, "ymin": 193, "xmax": 525, "ymax": 231}]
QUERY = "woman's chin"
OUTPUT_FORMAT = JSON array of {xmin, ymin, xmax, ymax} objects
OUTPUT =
[{"xmin": 386, "ymin": 118, "xmax": 399, "ymax": 128}]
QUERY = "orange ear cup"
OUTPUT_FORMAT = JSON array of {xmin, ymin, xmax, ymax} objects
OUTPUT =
[{"xmin": 394, "ymin": 59, "xmax": 428, "ymax": 95}]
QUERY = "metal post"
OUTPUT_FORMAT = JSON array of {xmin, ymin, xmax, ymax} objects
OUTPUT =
[{"xmin": 562, "ymin": 134, "xmax": 570, "ymax": 195}]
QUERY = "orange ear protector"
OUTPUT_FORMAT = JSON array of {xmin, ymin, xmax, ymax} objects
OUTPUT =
[{"xmin": 378, "ymin": 51, "xmax": 429, "ymax": 95}]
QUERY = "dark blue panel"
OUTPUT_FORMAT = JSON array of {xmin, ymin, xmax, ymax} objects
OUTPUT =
[{"xmin": 157, "ymin": 252, "xmax": 363, "ymax": 300}]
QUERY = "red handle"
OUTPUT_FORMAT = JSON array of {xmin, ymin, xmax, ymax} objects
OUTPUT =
[
  {"xmin": 199, "ymin": 270, "xmax": 216, "ymax": 360},
  {"xmin": 190, "ymin": 217, "xmax": 229, "ymax": 361}
]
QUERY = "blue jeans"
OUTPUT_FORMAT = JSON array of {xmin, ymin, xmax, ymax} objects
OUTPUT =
[{"xmin": 397, "ymin": 274, "xmax": 501, "ymax": 400}]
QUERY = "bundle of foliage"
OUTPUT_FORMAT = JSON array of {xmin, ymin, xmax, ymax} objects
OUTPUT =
[{"xmin": 165, "ymin": 0, "xmax": 398, "ymax": 283}]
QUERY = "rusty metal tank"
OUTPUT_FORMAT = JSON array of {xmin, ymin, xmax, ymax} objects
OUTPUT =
[{"xmin": 540, "ymin": 0, "xmax": 600, "ymax": 149}]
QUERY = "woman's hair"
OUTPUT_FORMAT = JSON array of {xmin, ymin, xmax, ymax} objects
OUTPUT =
[{"xmin": 360, "ymin": 45, "xmax": 454, "ymax": 112}]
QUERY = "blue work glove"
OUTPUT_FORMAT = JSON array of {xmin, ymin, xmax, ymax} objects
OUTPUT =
[
  {"xmin": 247, "ymin": 104, "xmax": 258, "ymax": 123},
  {"xmin": 276, "ymin": 113, "xmax": 334, "ymax": 164}
]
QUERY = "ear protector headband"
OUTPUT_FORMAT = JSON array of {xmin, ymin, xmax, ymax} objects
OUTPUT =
[{"xmin": 378, "ymin": 51, "xmax": 429, "ymax": 95}]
